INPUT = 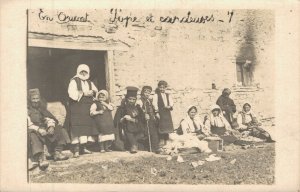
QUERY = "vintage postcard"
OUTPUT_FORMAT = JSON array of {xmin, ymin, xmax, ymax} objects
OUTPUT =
[{"xmin": 1, "ymin": 0, "xmax": 299, "ymax": 192}]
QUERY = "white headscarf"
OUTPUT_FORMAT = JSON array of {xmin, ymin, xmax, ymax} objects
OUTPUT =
[
  {"xmin": 97, "ymin": 90, "xmax": 109, "ymax": 102},
  {"xmin": 75, "ymin": 64, "xmax": 90, "ymax": 80},
  {"xmin": 209, "ymin": 104, "xmax": 230, "ymax": 128},
  {"xmin": 182, "ymin": 105, "xmax": 201, "ymax": 132}
]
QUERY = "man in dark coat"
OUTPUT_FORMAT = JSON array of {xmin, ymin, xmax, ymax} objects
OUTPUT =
[
  {"xmin": 28, "ymin": 89, "xmax": 69, "ymax": 171},
  {"xmin": 216, "ymin": 88, "xmax": 237, "ymax": 127},
  {"xmin": 113, "ymin": 87, "xmax": 144, "ymax": 153}
]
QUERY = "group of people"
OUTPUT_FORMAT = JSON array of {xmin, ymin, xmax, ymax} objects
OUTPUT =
[{"xmin": 27, "ymin": 64, "xmax": 275, "ymax": 171}]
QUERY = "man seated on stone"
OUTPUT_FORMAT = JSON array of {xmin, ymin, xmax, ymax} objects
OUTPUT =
[{"xmin": 28, "ymin": 89, "xmax": 70, "ymax": 171}]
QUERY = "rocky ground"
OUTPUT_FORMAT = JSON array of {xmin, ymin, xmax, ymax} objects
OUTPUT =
[{"xmin": 29, "ymin": 143, "xmax": 275, "ymax": 184}]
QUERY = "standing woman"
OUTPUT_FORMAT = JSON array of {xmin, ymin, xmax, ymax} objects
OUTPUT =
[
  {"xmin": 216, "ymin": 88, "xmax": 237, "ymax": 127},
  {"xmin": 67, "ymin": 64, "xmax": 99, "ymax": 158},
  {"xmin": 153, "ymin": 80, "xmax": 174, "ymax": 146}
]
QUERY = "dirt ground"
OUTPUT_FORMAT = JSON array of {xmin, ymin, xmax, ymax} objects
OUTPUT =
[{"xmin": 29, "ymin": 143, "xmax": 275, "ymax": 184}]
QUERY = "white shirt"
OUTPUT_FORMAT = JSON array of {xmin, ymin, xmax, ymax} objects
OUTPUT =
[
  {"xmin": 68, "ymin": 79, "xmax": 98, "ymax": 101},
  {"xmin": 152, "ymin": 93, "xmax": 174, "ymax": 112}
]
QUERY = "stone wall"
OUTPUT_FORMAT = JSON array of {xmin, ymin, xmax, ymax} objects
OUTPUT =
[{"xmin": 28, "ymin": 9, "xmax": 275, "ymax": 126}]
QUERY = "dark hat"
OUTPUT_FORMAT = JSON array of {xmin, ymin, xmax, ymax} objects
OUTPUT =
[
  {"xmin": 28, "ymin": 88, "xmax": 40, "ymax": 99},
  {"xmin": 158, "ymin": 80, "xmax": 168, "ymax": 87},
  {"xmin": 142, "ymin": 86, "xmax": 152, "ymax": 93},
  {"xmin": 126, "ymin": 86, "xmax": 139, "ymax": 98}
]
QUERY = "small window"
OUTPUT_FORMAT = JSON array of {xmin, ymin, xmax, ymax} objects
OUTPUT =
[{"xmin": 236, "ymin": 60, "xmax": 254, "ymax": 86}]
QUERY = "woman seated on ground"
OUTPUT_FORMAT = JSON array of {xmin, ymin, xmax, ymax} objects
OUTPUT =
[
  {"xmin": 167, "ymin": 106, "xmax": 212, "ymax": 153},
  {"xmin": 236, "ymin": 103, "xmax": 275, "ymax": 143},
  {"xmin": 204, "ymin": 104, "xmax": 240, "ymax": 145}
]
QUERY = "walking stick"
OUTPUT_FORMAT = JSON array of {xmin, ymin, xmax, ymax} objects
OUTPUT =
[
  {"xmin": 146, "ymin": 119, "xmax": 152, "ymax": 152},
  {"xmin": 144, "ymin": 99, "xmax": 152, "ymax": 152}
]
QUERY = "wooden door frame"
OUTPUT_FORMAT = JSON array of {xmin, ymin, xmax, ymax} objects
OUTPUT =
[{"xmin": 27, "ymin": 32, "xmax": 125, "ymax": 103}]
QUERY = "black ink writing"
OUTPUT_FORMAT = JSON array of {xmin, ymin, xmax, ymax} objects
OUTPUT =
[
  {"xmin": 38, "ymin": 9, "xmax": 53, "ymax": 21},
  {"xmin": 160, "ymin": 11, "xmax": 215, "ymax": 24},
  {"xmin": 56, "ymin": 12, "xmax": 90, "ymax": 24},
  {"xmin": 228, "ymin": 11, "xmax": 234, "ymax": 23},
  {"xmin": 109, "ymin": 9, "xmax": 139, "ymax": 27},
  {"xmin": 146, "ymin": 14, "xmax": 154, "ymax": 23}
]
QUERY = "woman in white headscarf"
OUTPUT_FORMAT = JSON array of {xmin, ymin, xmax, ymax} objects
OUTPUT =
[
  {"xmin": 166, "ymin": 106, "xmax": 212, "ymax": 153},
  {"xmin": 67, "ymin": 64, "xmax": 98, "ymax": 158},
  {"xmin": 204, "ymin": 104, "xmax": 239, "ymax": 144},
  {"xmin": 90, "ymin": 90, "xmax": 115, "ymax": 152},
  {"xmin": 237, "ymin": 103, "xmax": 275, "ymax": 142}
]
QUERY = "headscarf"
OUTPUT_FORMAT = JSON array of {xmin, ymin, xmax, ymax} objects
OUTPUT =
[
  {"xmin": 182, "ymin": 105, "xmax": 201, "ymax": 132},
  {"xmin": 75, "ymin": 64, "xmax": 90, "ymax": 80},
  {"xmin": 209, "ymin": 104, "xmax": 230, "ymax": 128},
  {"xmin": 241, "ymin": 102, "xmax": 256, "ymax": 117},
  {"xmin": 97, "ymin": 89, "xmax": 109, "ymax": 102}
]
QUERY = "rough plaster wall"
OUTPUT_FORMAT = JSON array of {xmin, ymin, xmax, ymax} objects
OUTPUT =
[{"xmin": 28, "ymin": 9, "xmax": 275, "ymax": 126}]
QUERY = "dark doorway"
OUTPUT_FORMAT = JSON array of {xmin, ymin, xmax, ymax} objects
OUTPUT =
[{"xmin": 27, "ymin": 47, "xmax": 107, "ymax": 103}]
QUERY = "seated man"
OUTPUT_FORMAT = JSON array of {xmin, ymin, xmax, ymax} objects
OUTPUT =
[{"xmin": 28, "ymin": 89, "xmax": 70, "ymax": 171}]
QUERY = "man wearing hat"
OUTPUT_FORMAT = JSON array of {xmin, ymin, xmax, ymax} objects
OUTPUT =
[
  {"xmin": 28, "ymin": 89, "xmax": 69, "ymax": 171},
  {"xmin": 136, "ymin": 86, "xmax": 161, "ymax": 154},
  {"xmin": 114, "ymin": 86, "xmax": 144, "ymax": 153}
]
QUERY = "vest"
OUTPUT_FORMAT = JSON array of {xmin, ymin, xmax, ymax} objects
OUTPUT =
[{"xmin": 73, "ymin": 77, "xmax": 92, "ymax": 91}]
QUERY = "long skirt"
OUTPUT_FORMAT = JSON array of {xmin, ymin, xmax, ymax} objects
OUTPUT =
[
  {"xmin": 69, "ymin": 96, "xmax": 99, "ymax": 138},
  {"xmin": 211, "ymin": 126, "xmax": 238, "ymax": 145},
  {"xmin": 158, "ymin": 108, "xmax": 174, "ymax": 134}
]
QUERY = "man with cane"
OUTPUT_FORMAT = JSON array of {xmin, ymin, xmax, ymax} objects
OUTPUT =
[{"xmin": 137, "ymin": 86, "xmax": 162, "ymax": 154}]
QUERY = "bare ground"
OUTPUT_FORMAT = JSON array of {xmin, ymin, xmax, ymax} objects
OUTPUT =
[{"xmin": 29, "ymin": 143, "xmax": 275, "ymax": 184}]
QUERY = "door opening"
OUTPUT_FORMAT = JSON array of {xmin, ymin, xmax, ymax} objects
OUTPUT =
[{"xmin": 27, "ymin": 47, "xmax": 107, "ymax": 102}]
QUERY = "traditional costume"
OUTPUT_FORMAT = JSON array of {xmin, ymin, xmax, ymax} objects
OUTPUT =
[
  {"xmin": 114, "ymin": 87, "xmax": 144, "ymax": 153},
  {"xmin": 237, "ymin": 103, "xmax": 275, "ymax": 142},
  {"xmin": 90, "ymin": 90, "xmax": 115, "ymax": 152},
  {"xmin": 152, "ymin": 80, "xmax": 174, "ymax": 146},
  {"xmin": 167, "ymin": 106, "xmax": 211, "ymax": 153},
  {"xmin": 136, "ymin": 86, "xmax": 160, "ymax": 153},
  {"xmin": 67, "ymin": 64, "xmax": 98, "ymax": 157},
  {"xmin": 204, "ymin": 104, "xmax": 238, "ymax": 145}
]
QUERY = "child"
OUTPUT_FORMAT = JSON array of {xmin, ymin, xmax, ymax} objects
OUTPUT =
[
  {"xmin": 115, "ymin": 86, "xmax": 144, "ymax": 153},
  {"xmin": 90, "ymin": 90, "xmax": 115, "ymax": 152},
  {"xmin": 152, "ymin": 80, "xmax": 174, "ymax": 146},
  {"xmin": 136, "ymin": 86, "xmax": 161, "ymax": 154}
]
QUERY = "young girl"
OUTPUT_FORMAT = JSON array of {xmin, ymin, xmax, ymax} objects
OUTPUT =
[
  {"xmin": 90, "ymin": 90, "xmax": 115, "ymax": 152},
  {"xmin": 152, "ymin": 80, "xmax": 174, "ymax": 146}
]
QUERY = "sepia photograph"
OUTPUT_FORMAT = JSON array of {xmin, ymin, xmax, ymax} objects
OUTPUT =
[
  {"xmin": 27, "ymin": 8, "xmax": 276, "ymax": 184},
  {"xmin": 0, "ymin": 1, "xmax": 299, "ymax": 191}
]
